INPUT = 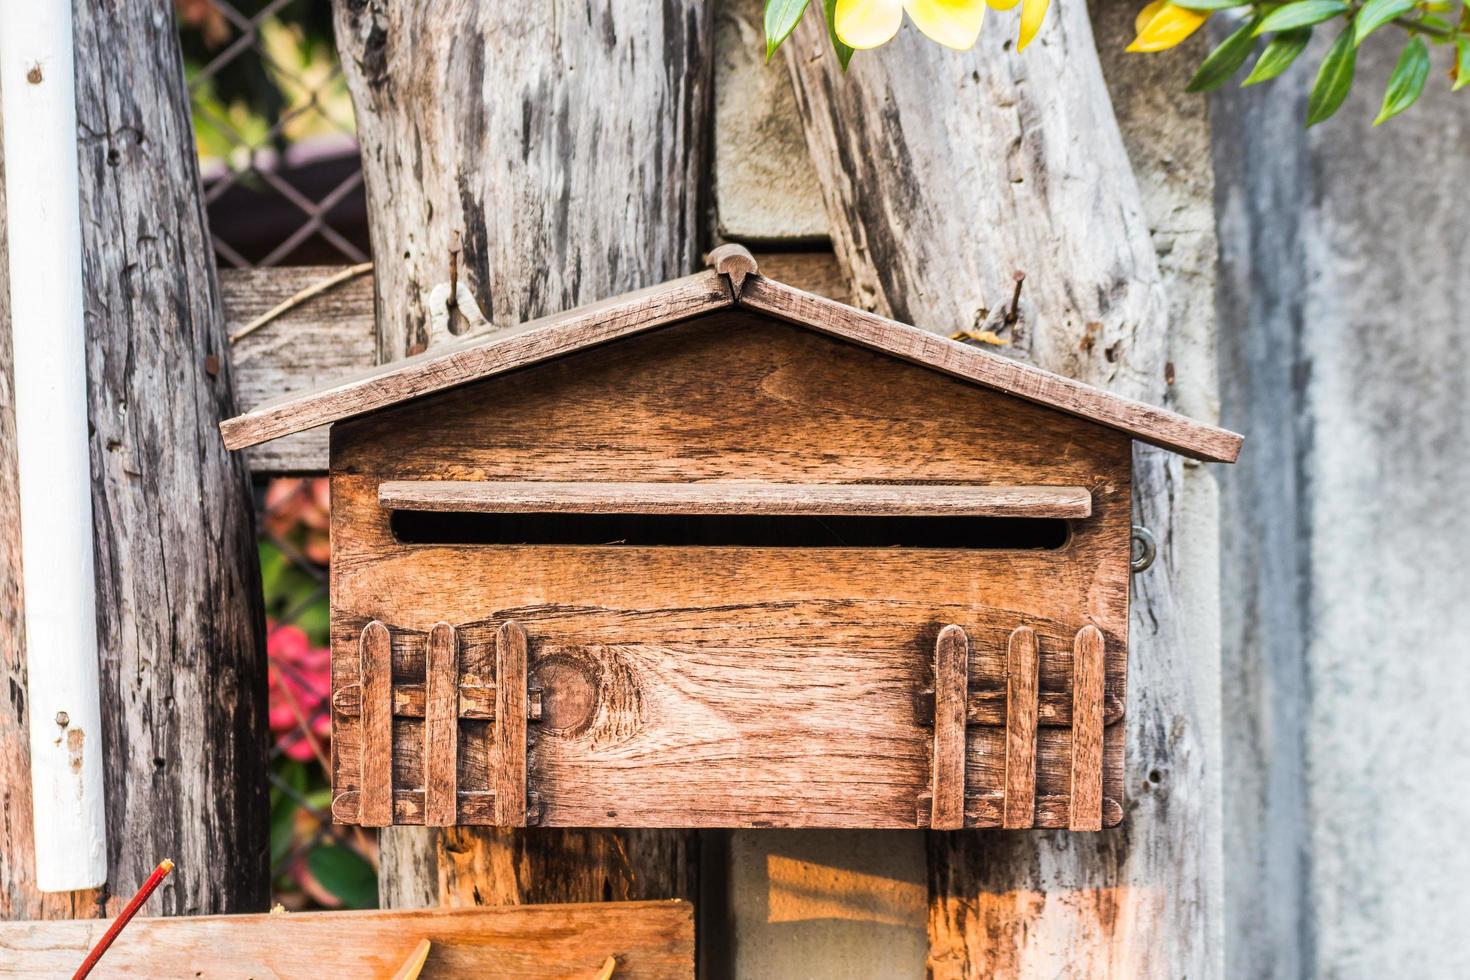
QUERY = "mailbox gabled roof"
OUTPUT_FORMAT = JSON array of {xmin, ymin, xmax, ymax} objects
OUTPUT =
[{"xmin": 220, "ymin": 250, "xmax": 1242, "ymax": 463}]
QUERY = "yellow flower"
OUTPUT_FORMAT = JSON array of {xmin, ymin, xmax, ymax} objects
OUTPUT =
[
  {"xmin": 834, "ymin": 0, "xmax": 987, "ymax": 50},
  {"xmin": 1127, "ymin": 0, "xmax": 1209, "ymax": 52},
  {"xmin": 1016, "ymin": 0, "xmax": 1050, "ymax": 50}
]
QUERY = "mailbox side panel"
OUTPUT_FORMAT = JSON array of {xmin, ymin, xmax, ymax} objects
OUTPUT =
[{"xmin": 329, "ymin": 311, "xmax": 1131, "ymax": 828}]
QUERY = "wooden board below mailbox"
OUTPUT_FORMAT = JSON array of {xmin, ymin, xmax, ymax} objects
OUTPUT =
[
  {"xmin": 0, "ymin": 901, "xmax": 694, "ymax": 978},
  {"xmin": 329, "ymin": 312, "xmax": 1131, "ymax": 830}
]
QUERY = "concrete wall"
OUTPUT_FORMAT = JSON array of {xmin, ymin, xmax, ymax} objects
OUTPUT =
[{"xmin": 1216, "ymin": 24, "xmax": 1470, "ymax": 979}]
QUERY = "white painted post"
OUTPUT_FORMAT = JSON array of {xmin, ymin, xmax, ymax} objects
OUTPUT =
[{"xmin": 0, "ymin": 0, "xmax": 108, "ymax": 891}]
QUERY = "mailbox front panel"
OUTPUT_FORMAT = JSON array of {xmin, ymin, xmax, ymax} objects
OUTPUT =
[{"xmin": 328, "ymin": 312, "xmax": 1132, "ymax": 829}]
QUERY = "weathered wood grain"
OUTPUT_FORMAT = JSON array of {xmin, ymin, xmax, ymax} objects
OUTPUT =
[
  {"xmin": 329, "ymin": 315, "xmax": 1132, "ymax": 829},
  {"xmin": 916, "ymin": 793, "xmax": 1123, "ymax": 829},
  {"xmin": 424, "ymin": 623, "xmax": 459, "ymax": 827},
  {"xmin": 219, "ymin": 254, "xmax": 851, "ymax": 475},
  {"xmin": 378, "ymin": 480, "xmax": 1092, "ymax": 518},
  {"xmin": 1003, "ymin": 627, "xmax": 1039, "ymax": 829},
  {"xmin": 740, "ymin": 277, "xmax": 1240, "ymax": 464},
  {"xmin": 221, "ymin": 273, "xmax": 732, "ymax": 451},
  {"xmin": 338, "ymin": 681, "xmax": 1098, "ymax": 728},
  {"xmin": 929, "ymin": 626, "xmax": 969, "ymax": 831},
  {"xmin": 222, "ymin": 266, "xmax": 376, "ymax": 474},
  {"xmin": 1069, "ymin": 626, "xmax": 1105, "ymax": 831},
  {"xmin": 781, "ymin": 0, "xmax": 1219, "ymax": 969},
  {"xmin": 359, "ymin": 621, "xmax": 394, "ymax": 827},
  {"xmin": 0, "ymin": 901, "xmax": 695, "ymax": 978},
  {"xmin": 222, "ymin": 273, "xmax": 1238, "ymax": 464},
  {"xmin": 492, "ymin": 622, "xmax": 529, "ymax": 828},
  {"xmin": 5, "ymin": 1, "xmax": 270, "ymax": 916}
]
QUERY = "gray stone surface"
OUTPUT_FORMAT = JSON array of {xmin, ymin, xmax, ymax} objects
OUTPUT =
[
  {"xmin": 712, "ymin": 0, "xmax": 828, "ymax": 242},
  {"xmin": 1216, "ymin": 24, "xmax": 1470, "ymax": 979}
]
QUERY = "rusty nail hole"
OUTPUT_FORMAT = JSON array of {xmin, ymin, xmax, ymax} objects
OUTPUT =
[
  {"xmin": 1148, "ymin": 769, "xmax": 1164, "ymax": 784},
  {"xmin": 203, "ymin": 354, "xmax": 220, "ymax": 377},
  {"xmin": 26, "ymin": 64, "xmax": 42, "ymax": 85},
  {"xmin": 55, "ymin": 711, "xmax": 69, "ymax": 727}
]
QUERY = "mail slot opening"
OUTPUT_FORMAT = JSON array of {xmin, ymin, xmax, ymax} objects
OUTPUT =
[{"xmin": 390, "ymin": 510, "xmax": 1070, "ymax": 549}]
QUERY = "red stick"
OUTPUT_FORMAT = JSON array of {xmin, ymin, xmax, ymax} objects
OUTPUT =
[{"xmin": 72, "ymin": 858, "xmax": 174, "ymax": 980}]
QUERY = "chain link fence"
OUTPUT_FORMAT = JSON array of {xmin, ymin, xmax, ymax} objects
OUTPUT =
[{"xmin": 177, "ymin": 0, "xmax": 376, "ymax": 910}]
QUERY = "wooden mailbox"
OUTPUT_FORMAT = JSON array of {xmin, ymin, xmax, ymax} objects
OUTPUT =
[{"xmin": 221, "ymin": 247, "xmax": 1241, "ymax": 832}]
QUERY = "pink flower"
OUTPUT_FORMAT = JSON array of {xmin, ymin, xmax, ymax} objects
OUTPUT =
[{"xmin": 267, "ymin": 622, "xmax": 331, "ymax": 762}]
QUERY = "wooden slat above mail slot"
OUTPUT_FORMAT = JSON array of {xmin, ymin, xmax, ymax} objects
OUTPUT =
[{"xmin": 377, "ymin": 480, "xmax": 1093, "ymax": 518}]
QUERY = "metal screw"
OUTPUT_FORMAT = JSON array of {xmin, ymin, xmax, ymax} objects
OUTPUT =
[
  {"xmin": 1131, "ymin": 525, "xmax": 1157, "ymax": 573},
  {"xmin": 55, "ymin": 711, "xmax": 69, "ymax": 727}
]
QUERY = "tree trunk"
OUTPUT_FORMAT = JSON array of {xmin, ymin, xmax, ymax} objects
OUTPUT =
[
  {"xmin": 332, "ymin": 0, "xmax": 711, "ymax": 907},
  {"xmin": 784, "ymin": 6, "xmax": 1221, "ymax": 977},
  {"xmin": 1, "ymin": 2, "xmax": 270, "ymax": 917}
]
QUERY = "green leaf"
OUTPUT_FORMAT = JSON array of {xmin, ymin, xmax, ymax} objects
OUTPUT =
[
  {"xmin": 258, "ymin": 540, "xmax": 287, "ymax": 598},
  {"xmin": 1416, "ymin": 15, "xmax": 1455, "ymax": 39},
  {"xmin": 1306, "ymin": 24, "xmax": 1358, "ymax": 125},
  {"xmin": 764, "ymin": 0, "xmax": 811, "ymax": 61},
  {"xmin": 307, "ymin": 844, "xmax": 378, "ymax": 910},
  {"xmin": 1244, "ymin": 28, "xmax": 1312, "ymax": 84},
  {"xmin": 1255, "ymin": 0, "xmax": 1350, "ymax": 35},
  {"xmin": 270, "ymin": 795, "xmax": 296, "ymax": 866},
  {"xmin": 1353, "ymin": 0, "xmax": 1415, "ymax": 45},
  {"xmin": 1455, "ymin": 37, "xmax": 1470, "ymax": 91},
  {"xmin": 1374, "ymin": 36, "xmax": 1430, "ymax": 123},
  {"xmin": 821, "ymin": 0, "xmax": 855, "ymax": 70},
  {"xmin": 1188, "ymin": 17, "xmax": 1262, "ymax": 91},
  {"xmin": 1173, "ymin": 0, "xmax": 1251, "ymax": 9}
]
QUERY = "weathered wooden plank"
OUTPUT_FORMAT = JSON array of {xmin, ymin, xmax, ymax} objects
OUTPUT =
[
  {"xmin": 219, "ymin": 254, "xmax": 852, "ymax": 475},
  {"xmin": 916, "ymin": 793, "xmax": 1123, "ymax": 829},
  {"xmin": 739, "ymin": 277, "xmax": 1240, "ymax": 465},
  {"xmin": 328, "ymin": 317, "xmax": 1132, "ymax": 830},
  {"xmin": 222, "ymin": 266, "xmax": 376, "ymax": 474},
  {"xmin": 424, "ymin": 623, "xmax": 459, "ymax": 827},
  {"xmin": 341, "ymin": 679, "xmax": 1102, "ymax": 728},
  {"xmin": 3, "ymin": 0, "xmax": 271, "ymax": 916},
  {"xmin": 930, "ymin": 626, "xmax": 969, "ymax": 830},
  {"xmin": 492, "ymin": 622, "xmax": 528, "ymax": 828},
  {"xmin": 333, "ymin": 683, "xmax": 542, "ymax": 721},
  {"xmin": 359, "ymin": 621, "xmax": 394, "ymax": 826},
  {"xmin": 1069, "ymin": 626, "xmax": 1106, "ymax": 832},
  {"xmin": 1003, "ymin": 627, "xmax": 1040, "ymax": 829},
  {"xmin": 224, "ymin": 268, "xmax": 1239, "ymax": 465},
  {"xmin": 916, "ymin": 689, "xmax": 1123, "ymax": 728},
  {"xmin": 379, "ymin": 480, "xmax": 1092, "ymax": 518},
  {"xmin": 332, "ymin": 791, "xmax": 495, "ymax": 825},
  {"xmin": 0, "ymin": 901, "xmax": 695, "ymax": 978},
  {"xmin": 221, "ymin": 273, "xmax": 733, "ymax": 452}
]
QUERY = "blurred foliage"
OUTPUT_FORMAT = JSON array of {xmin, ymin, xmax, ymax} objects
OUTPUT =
[
  {"xmin": 1132, "ymin": 0, "xmax": 1467, "ymax": 126},
  {"xmin": 259, "ymin": 477, "xmax": 377, "ymax": 911},
  {"xmin": 176, "ymin": 0, "xmax": 354, "ymax": 168}
]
